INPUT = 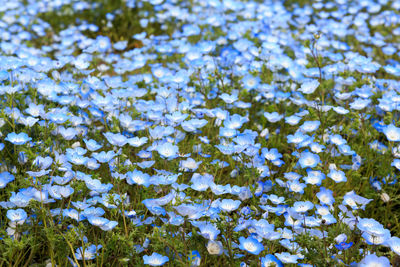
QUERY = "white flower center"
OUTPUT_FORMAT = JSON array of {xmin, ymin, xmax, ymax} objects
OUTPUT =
[
  {"xmin": 244, "ymin": 242, "xmax": 256, "ymax": 252},
  {"xmin": 305, "ymin": 158, "xmax": 314, "ymax": 166},
  {"xmin": 387, "ymin": 130, "xmax": 398, "ymax": 140}
]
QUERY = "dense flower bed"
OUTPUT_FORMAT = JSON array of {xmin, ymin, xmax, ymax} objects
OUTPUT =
[{"xmin": 0, "ymin": 0, "xmax": 400, "ymax": 266}]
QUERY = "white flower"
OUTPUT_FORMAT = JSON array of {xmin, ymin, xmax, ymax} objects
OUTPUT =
[{"xmin": 207, "ymin": 240, "xmax": 223, "ymax": 255}]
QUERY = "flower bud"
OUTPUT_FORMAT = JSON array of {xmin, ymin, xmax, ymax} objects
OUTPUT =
[{"xmin": 381, "ymin": 192, "xmax": 390, "ymax": 203}]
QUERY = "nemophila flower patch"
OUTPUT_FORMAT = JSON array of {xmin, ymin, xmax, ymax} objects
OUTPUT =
[{"xmin": 0, "ymin": 0, "xmax": 400, "ymax": 266}]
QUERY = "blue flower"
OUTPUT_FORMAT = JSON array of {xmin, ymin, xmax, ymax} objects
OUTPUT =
[
  {"xmin": 9, "ymin": 192, "xmax": 31, "ymax": 207},
  {"xmin": 262, "ymin": 148, "xmax": 282, "ymax": 161},
  {"xmin": 261, "ymin": 254, "xmax": 283, "ymax": 267},
  {"xmin": 103, "ymin": 132, "xmax": 128, "ymax": 147},
  {"xmin": 94, "ymin": 35, "xmax": 111, "ymax": 52},
  {"xmin": 275, "ymin": 252, "xmax": 300, "ymax": 264},
  {"xmin": 357, "ymin": 218, "xmax": 384, "ymax": 233},
  {"xmin": 285, "ymin": 115, "xmax": 302, "ymax": 125},
  {"xmin": 195, "ymin": 221, "xmax": 220, "ymax": 240},
  {"xmin": 238, "ymin": 236, "xmax": 264, "ymax": 255},
  {"xmin": 58, "ymin": 126, "xmax": 78, "ymax": 140},
  {"xmin": 137, "ymin": 160, "xmax": 155, "ymax": 169},
  {"xmin": 342, "ymin": 191, "xmax": 372, "ymax": 210},
  {"xmin": 292, "ymin": 201, "xmax": 313, "ymax": 213},
  {"xmin": 84, "ymin": 139, "xmax": 102, "ymax": 151},
  {"xmin": 180, "ymin": 158, "xmax": 202, "ymax": 172},
  {"xmin": 316, "ymin": 187, "xmax": 335, "ymax": 206},
  {"xmin": 359, "ymin": 254, "xmax": 390, "ymax": 267},
  {"xmin": 25, "ymin": 103, "xmax": 45, "ymax": 117},
  {"xmin": 5, "ymin": 132, "xmax": 32, "ymax": 145},
  {"xmin": 63, "ymin": 209, "xmax": 82, "ymax": 221},
  {"xmin": 128, "ymin": 137, "xmax": 148, "ymax": 147},
  {"xmin": 224, "ymin": 114, "xmax": 248, "ymax": 130},
  {"xmin": 392, "ymin": 159, "xmax": 400, "ymax": 170},
  {"xmin": 48, "ymin": 185, "xmax": 74, "ymax": 199},
  {"xmin": 156, "ymin": 142, "xmax": 179, "ymax": 159},
  {"xmin": 81, "ymin": 207, "xmax": 105, "ymax": 218},
  {"xmin": 100, "ymin": 220, "xmax": 118, "ymax": 231},
  {"xmin": 87, "ymin": 216, "xmax": 109, "ymax": 227},
  {"xmin": 174, "ymin": 204, "xmax": 206, "ymax": 220},
  {"xmin": 303, "ymin": 170, "xmax": 325, "ymax": 186},
  {"xmin": 219, "ymin": 127, "xmax": 237, "ymax": 138},
  {"xmin": 86, "ymin": 158, "xmax": 100, "ymax": 170},
  {"xmin": 218, "ymin": 199, "xmax": 241, "ymax": 212},
  {"xmin": 113, "ymin": 40, "xmax": 128, "ymax": 50},
  {"xmin": 287, "ymin": 180, "xmax": 306, "ymax": 194},
  {"xmin": 335, "ymin": 241, "xmax": 353, "ymax": 251},
  {"xmin": 349, "ymin": 98, "xmax": 371, "ymax": 110},
  {"xmin": 299, "ymin": 120, "xmax": 320, "ymax": 132},
  {"xmin": 145, "ymin": 204, "xmax": 166, "ymax": 216},
  {"xmin": 299, "ymin": 80, "xmax": 319, "ymax": 94},
  {"xmin": 219, "ymin": 93, "xmax": 238, "ymax": 104},
  {"xmin": 268, "ymin": 194, "xmax": 285, "ymax": 205},
  {"xmin": 33, "ymin": 156, "xmax": 53, "ymax": 169},
  {"xmin": 92, "ymin": 150, "xmax": 117, "ymax": 163},
  {"xmin": 20, "ymin": 116, "xmax": 39, "ymax": 127},
  {"xmin": 387, "ymin": 236, "xmax": 400, "ymax": 255},
  {"xmin": 126, "ymin": 170, "xmax": 151, "ymax": 187},
  {"xmin": 383, "ymin": 124, "xmax": 400, "ymax": 142},
  {"xmin": 338, "ymin": 144, "xmax": 355, "ymax": 156},
  {"xmin": 165, "ymin": 112, "xmax": 188, "ymax": 125},
  {"xmin": 190, "ymin": 173, "xmax": 213, "ymax": 191},
  {"xmin": 242, "ymin": 75, "xmax": 260, "ymax": 90},
  {"xmin": 85, "ymin": 178, "xmax": 113, "ymax": 193},
  {"xmin": 47, "ymin": 112, "xmax": 70, "ymax": 124},
  {"xmin": 143, "ymin": 252, "xmax": 169, "ymax": 266},
  {"xmin": 298, "ymin": 152, "xmax": 320, "ymax": 169},
  {"xmin": 75, "ymin": 244, "xmax": 102, "ymax": 260},
  {"xmin": 332, "ymin": 104, "xmax": 350, "ymax": 114},
  {"xmin": 210, "ymin": 183, "xmax": 232, "ymax": 195},
  {"xmin": 329, "ymin": 134, "xmax": 347, "ymax": 146},
  {"xmin": 263, "ymin": 112, "xmax": 283, "ymax": 123},
  {"xmin": 0, "ymin": 172, "xmax": 14, "ymax": 189},
  {"xmin": 6, "ymin": 209, "xmax": 27, "ymax": 223},
  {"xmin": 328, "ymin": 169, "xmax": 347, "ymax": 183},
  {"xmin": 181, "ymin": 119, "xmax": 208, "ymax": 132},
  {"xmin": 287, "ymin": 131, "xmax": 309, "ymax": 145}
]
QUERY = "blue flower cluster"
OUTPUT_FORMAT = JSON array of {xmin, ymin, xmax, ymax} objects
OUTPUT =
[{"xmin": 0, "ymin": 0, "xmax": 399, "ymax": 266}]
